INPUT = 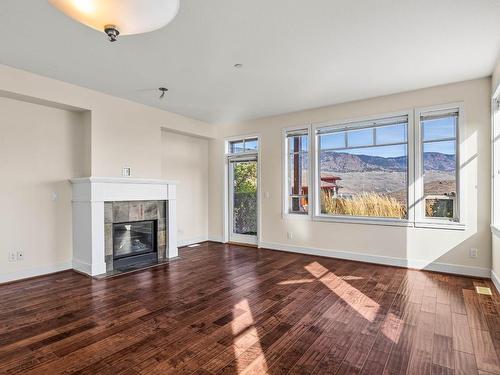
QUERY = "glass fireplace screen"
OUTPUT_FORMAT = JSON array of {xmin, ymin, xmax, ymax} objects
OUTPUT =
[{"xmin": 113, "ymin": 220, "xmax": 156, "ymax": 259}]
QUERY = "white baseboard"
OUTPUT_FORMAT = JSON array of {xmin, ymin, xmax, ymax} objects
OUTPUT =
[
  {"xmin": 0, "ymin": 261, "xmax": 72, "ymax": 284},
  {"xmin": 207, "ymin": 235, "xmax": 224, "ymax": 243},
  {"xmin": 259, "ymin": 241, "xmax": 491, "ymax": 278},
  {"xmin": 0, "ymin": 240, "xmax": 491, "ymax": 284},
  {"xmin": 178, "ymin": 235, "xmax": 226, "ymax": 247},
  {"xmin": 491, "ymin": 270, "xmax": 500, "ymax": 293},
  {"xmin": 178, "ymin": 236, "xmax": 210, "ymax": 247},
  {"xmin": 72, "ymin": 258, "xmax": 92, "ymax": 276}
]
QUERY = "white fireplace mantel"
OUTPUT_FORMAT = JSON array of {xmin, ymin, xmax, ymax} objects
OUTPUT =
[{"xmin": 70, "ymin": 177, "xmax": 178, "ymax": 276}]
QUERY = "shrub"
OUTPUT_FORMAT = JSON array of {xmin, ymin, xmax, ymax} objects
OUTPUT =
[{"xmin": 321, "ymin": 191, "xmax": 407, "ymax": 219}]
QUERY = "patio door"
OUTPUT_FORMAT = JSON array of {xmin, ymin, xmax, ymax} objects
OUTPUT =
[{"xmin": 228, "ymin": 156, "xmax": 258, "ymax": 245}]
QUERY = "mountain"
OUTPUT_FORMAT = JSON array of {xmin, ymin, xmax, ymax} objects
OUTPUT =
[
  {"xmin": 422, "ymin": 152, "xmax": 456, "ymax": 171},
  {"xmin": 320, "ymin": 151, "xmax": 455, "ymax": 173}
]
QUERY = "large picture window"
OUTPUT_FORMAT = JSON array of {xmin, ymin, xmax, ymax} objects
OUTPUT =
[
  {"xmin": 285, "ymin": 129, "xmax": 309, "ymax": 214},
  {"xmin": 282, "ymin": 105, "xmax": 463, "ymax": 227},
  {"xmin": 419, "ymin": 109, "xmax": 459, "ymax": 221},
  {"xmin": 316, "ymin": 115, "xmax": 409, "ymax": 219}
]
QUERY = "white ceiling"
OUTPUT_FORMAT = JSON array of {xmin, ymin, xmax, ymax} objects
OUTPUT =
[{"xmin": 1, "ymin": 0, "xmax": 500, "ymax": 124}]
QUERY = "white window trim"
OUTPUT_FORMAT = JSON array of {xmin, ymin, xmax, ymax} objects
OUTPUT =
[
  {"xmin": 492, "ymin": 86, "xmax": 500, "ymax": 235},
  {"xmin": 282, "ymin": 124, "xmax": 312, "ymax": 219},
  {"xmin": 414, "ymin": 102, "xmax": 465, "ymax": 230},
  {"xmin": 225, "ymin": 134, "xmax": 260, "ymax": 156},
  {"xmin": 310, "ymin": 110, "xmax": 414, "ymax": 227}
]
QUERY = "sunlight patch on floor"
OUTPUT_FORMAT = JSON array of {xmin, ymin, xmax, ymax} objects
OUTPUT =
[
  {"xmin": 278, "ymin": 278, "xmax": 316, "ymax": 285},
  {"xmin": 305, "ymin": 262, "xmax": 380, "ymax": 322},
  {"xmin": 381, "ymin": 312, "xmax": 403, "ymax": 343},
  {"xmin": 231, "ymin": 299, "xmax": 269, "ymax": 374},
  {"xmin": 339, "ymin": 275, "xmax": 364, "ymax": 281}
]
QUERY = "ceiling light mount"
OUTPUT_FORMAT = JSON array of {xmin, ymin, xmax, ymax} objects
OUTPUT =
[
  {"xmin": 234, "ymin": 63, "xmax": 243, "ymax": 69},
  {"xmin": 104, "ymin": 25, "xmax": 120, "ymax": 42},
  {"xmin": 159, "ymin": 87, "xmax": 168, "ymax": 99}
]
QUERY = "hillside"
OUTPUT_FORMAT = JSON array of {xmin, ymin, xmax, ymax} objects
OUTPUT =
[{"xmin": 320, "ymin": 151, "xmax": 455, "ymax": 173}]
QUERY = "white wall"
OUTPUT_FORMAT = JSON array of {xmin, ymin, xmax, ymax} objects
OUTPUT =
[
  {"xmin": 209, "ymin": 78, "xmax": 492, "ymax": 277},
  {"xmin": 161, "ymin": 130, "xmax": 209, "ymax": 246},
  {"xmin": 0, "ymin": 64, "xmax": 216, "ymax": 179},
  {"xmin": 0, "ymin": 97, "xmax": 89, "ymax": 282}
]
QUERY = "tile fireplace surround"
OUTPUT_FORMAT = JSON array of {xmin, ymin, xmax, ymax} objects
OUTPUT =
[
  {"xmin": 104, "ymin": 200, "xmax": 167, "ymax": 272},
  {"xmin": 70, "ymin": 177, "xmax": 178, "ymax": 277}
]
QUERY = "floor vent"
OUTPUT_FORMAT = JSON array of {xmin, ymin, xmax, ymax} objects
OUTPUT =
[{"xmin": 476, "ymin": 286, "xmax": 492, "ymax": 295}]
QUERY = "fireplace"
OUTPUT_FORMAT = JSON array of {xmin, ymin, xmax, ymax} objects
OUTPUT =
[
  {"xmin": 70, "ymin": 177, "xmax": 178, "ymax": 277},
  {"xmin": 113, "ymin": 220, "xmax": 157, "ymax": 269}
]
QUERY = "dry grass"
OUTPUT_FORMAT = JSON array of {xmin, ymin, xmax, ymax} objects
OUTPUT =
[{"xmin": 321, "ymin": 191, "xmax": 407, "ymax": 219}]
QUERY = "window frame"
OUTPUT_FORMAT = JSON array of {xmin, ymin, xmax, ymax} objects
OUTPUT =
[
  {"xmin": 414, "ymin": 103, "xmax": 465, "ymax": 229},
  {"xmin": 282, "ymin": 125, "xmax": 312, "ymax": 218},
  {"xmin": 226, "ymin": 136, "xmax": 259, "ymax": 156},
  {"xmin": 311, "ymin": 110, "xmax": 414, "ymax": 226},
  {"xmin": 280, "ymin": 105, "xmax": 467, "ymax": 230}
]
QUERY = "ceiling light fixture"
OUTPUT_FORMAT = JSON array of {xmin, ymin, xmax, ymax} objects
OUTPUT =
[
  {"xmin": 234, "ymin": 64, "xmax": 243, "ymax": 69},
  {"xmin": 159, "ymin": 87, "xmax": 168, "ymax": 99},
  {"xmin": 48, "ymin": 0, "xmax": 180, "ymax": 42}
]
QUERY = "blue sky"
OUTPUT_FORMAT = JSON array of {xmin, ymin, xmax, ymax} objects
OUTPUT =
[
  {"xmin": 338, "ymin": 145, "xmax": 407, "ymax": 158},
  {"xmin": 423, "ymin": 117, "xmax": 456, "ymax": 141},
  {"xmin": 320, "ymin": 123, "xmax": 407, "ymax": 151},
  {"xmin": 319, "ymin": 118, "xmax": 456, "ymax": 157}
]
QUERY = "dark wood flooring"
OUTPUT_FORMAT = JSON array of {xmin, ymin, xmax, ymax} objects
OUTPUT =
[{"xmin": 1, "ymin": 242, "xmax": 500, "ymax": 374}]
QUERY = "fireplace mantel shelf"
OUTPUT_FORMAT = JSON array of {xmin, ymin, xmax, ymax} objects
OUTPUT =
[{"xmin": 70, "ymin": 177, "xmax": 179, "ymax": 185}]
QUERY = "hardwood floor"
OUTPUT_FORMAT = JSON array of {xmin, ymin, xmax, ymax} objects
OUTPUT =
[{"xmin": 1, "ymin": 242, "xmax": 500, "ymax": 374}]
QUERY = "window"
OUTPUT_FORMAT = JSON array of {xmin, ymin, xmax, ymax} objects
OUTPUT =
[
  {"xmin": 285, "ymin": 129, "xmax": 309, "ymax": 214},
  {"xmin": 418, "ymin": 109, "xmax": 459, "ymax": 221},
  {"xmin": 229, "ymin": 138, "xmax": 259, "ymax": 154},
  {"xmin": 316, "ymin": 115, "xmax": 409, "ymax": 219},
  {"xmin": 281, "ymin": 105, "xmax": 464, "ymax": 227}
]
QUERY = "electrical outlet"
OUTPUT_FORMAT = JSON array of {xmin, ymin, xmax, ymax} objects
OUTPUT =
[
  {"xmin": 287, "ymin": 231, "xmax": 293, "ymax": 240},
  {"xmin": 8, "ymin": 251, "xmax": 16, "ymax": 262},
  {"xmin": 51, "ymin": 191, "xmax": 59, "ymax": 201},
  {"xmin": 469, "ymin": 248, "xmax": 478, "ymax": 258},
  {"xmin": 16, "ymin": 250, "xmax": 24, "ymax": 261}
]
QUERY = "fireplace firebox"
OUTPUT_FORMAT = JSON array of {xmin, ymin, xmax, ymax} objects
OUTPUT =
[{"xmin": 113, "ymin": 220, "xmax": 158, "ymax": 269}]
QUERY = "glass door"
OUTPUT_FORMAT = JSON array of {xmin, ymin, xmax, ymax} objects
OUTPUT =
[{"xmin": 229, "ymin": 157, "xmax": 258, "ymax": 245}]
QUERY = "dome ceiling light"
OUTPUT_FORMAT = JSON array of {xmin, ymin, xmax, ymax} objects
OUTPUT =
[{"xmin": 48, "ymin": 0, "xmax": 180, "ymax": 42}]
